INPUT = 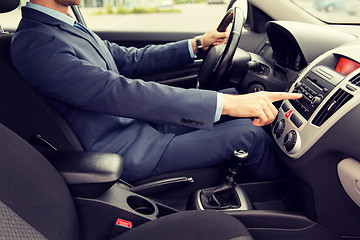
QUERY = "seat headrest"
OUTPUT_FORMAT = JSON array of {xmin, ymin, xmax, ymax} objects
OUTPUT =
[{"xmin": 0, "ymin": 0, "xmax": 20, "ymax": 14}]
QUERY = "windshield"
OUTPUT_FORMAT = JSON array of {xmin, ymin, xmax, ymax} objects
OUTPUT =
[{"xmin": 291, "ymin": 0, "xmax": 360, "ymax": 24}]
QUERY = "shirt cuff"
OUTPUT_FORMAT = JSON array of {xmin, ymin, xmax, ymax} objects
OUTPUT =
[
  {"xmin": 188, "ymin": 39, "xmax": 196, "ymax": 59},
  {"xmin": 214, "ymin": 93, "xmax": 224, "ymax": 122}
]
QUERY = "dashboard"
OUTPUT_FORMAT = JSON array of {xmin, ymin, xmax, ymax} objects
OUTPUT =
[
  {"xmin": 266, "ymin": 22, "xmax": 307, "ymax": 71},
  {"xmin": 247, "ymin": 20, "xmax": 360, "ymax": 235},
  {"xmin": 265, "ymin": 21, "xmax": 357, "ymax": 70},
  {"xmin": 269, "ymin": 42, "xmax": 360, "ymax": 233},
  {"xmin": 263, "ymin": 21, "xmax": 360, "ymax": 159}
]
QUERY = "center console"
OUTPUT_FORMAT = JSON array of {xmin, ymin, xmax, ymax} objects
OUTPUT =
[
  {"xmin": 272, "ymin": 45, "xmax": 360, "ymax": 159},
  {"xmin": 47, "ymin": 151, "xmax": 179, "ymax": 239},
  {"xmin": 47, "ymin": 143, "xmax": 344, "ymax": 239},
  {"xmin": 74, "ymin": 181, "xmax": 178, "ymax": 239},
  {"xmin": 269, "ymin": 45, "xmax": 360, "ymax": 238}
]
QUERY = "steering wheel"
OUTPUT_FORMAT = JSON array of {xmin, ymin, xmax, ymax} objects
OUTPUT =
[{"xmin": 196, "ymin": 6, "xmax": 245, "ymax": 90}]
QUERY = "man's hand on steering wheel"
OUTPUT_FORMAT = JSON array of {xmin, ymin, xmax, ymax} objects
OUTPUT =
[
  {"xmin": 196, "ymin": 6, "xmax": 244, "ymax": 90},
  {"xmin": 191, "ymin": 27, "xmax": 230, "ymax": 54}
]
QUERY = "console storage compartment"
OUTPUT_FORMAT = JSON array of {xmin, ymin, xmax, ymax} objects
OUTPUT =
[
  {"xmin": 47, "ymin": 151, "xmax": 124, "ymax": 198},
  {"xmin": 74, "ymin": 182, "xmax": 178, "ymax": 239},
  {"xmin": 47, "ymin": 151, "xmax": 177, "ymax": 239}
]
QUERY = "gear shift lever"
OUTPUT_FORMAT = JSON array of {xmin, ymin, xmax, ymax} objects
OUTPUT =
[
  {"xmin": 205, "ymin": 150, "xmax": 249, "ymax": 209},
  {"xmin": 225, "ymin": 150, "xmax": 249, "ymax": 187}
]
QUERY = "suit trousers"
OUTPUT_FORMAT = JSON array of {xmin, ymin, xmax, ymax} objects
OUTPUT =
[
  {"xmin": 150, "ymin": 117, "xmax": 281, "ymax": 180},
  {"xmin": 150, "ymin": 89, "xmax": 282, "ymax": 181}
]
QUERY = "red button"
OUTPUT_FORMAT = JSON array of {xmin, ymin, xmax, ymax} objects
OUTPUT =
[
  {"xmin": 285, "ymin": 110, "xmax": 293, "ymax": 119},
  {"xmin": 116, "ymin": 218, "xmax": 132, "ymax": 229}
]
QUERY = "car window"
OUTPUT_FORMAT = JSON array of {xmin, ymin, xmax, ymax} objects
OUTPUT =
[
  {"xmin": 0, "ymin": 0, "xmax": 229, "ymax": 32},
  {"xmin": 0, "ymin": 1, "xmax": 23, "ymax": 30},
  {"xmin": 291, "ymin": 0, "xmax": 360, "ymax": 24},
  {"xmin": 3, "ymin": 0, "xmax": 360, "ymax": 32},
  {"xmin": 81, "ymin": 0, "xmax": 228, "ymax": 32}
]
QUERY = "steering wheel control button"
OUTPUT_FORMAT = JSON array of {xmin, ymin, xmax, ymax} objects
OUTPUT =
[
  {"xmin": 273, "ymin": 119, "xmax": 285, "ymax": 139},
  {"xmin": 285, "ymin": 110, "xmax": 293, "ymax": 119},
  {"xmin": 290, "ymin": 114, "xmax": 303, "ymax": 128},
  {"xmin": 283, "ymin": 130, "xmax": 297, "ymax": 152}
]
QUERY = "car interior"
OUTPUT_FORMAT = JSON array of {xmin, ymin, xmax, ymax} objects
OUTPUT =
[{"xmin": 1, "ymin": 0, "xmax": 360, "ymax": 239}]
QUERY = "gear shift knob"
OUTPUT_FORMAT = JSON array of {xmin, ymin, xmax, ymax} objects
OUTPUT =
[
  {"xmin": 234, "ymin": 149, "xmax": 248, "ymax": 159},
  {"xmin": 226, "ymin": 149, "xmax": 249, "ymax": 187}
]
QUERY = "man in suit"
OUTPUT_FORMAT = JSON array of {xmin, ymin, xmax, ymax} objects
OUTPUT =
[{"xmin": 11, "ymin": 0, "xmax": 302, "ymax": 182}]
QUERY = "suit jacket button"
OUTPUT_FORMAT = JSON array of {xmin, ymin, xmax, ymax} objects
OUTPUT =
[
  {"xmin": 181, "ymin": 118, "xmax": 187, "ymax": 124},
  {"xmin": 198, "ymin": 121, "xmax": 204, "ymax": 127}
]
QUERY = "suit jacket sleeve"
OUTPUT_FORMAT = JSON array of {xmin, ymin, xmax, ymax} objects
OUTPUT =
[
  {"xmin": 103, "ymin": 39, "xmax": 194, "ymax": 78},
  {"xmin": 11, "ymin": 28, "xmax": 218, "ymax": 130}
]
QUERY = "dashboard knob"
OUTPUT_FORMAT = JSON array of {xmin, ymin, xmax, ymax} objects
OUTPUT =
[
  {"xmin": 273, "ymin": 119, "xmax": 285, "ymax": 139},
  {"xmin": 283, "ymin": 130, "xmax": 297, "ymax": 152},
  {"xmin": 311, "ymin": 96, "xmax": 321, "ymax": 107}
]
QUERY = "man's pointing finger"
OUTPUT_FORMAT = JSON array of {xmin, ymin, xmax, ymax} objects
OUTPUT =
[{"xmin": 266, "ymin": 92, "xmax": 303, "ymax": 103}]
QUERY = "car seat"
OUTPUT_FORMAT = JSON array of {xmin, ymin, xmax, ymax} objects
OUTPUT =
[
  {"xmin": 0, "ymin": 11, "xmax": 83, "ymax": 154},
  {"xmin": 0, "ymin": 122, "xmax": 252, "ymax": 240},
  {"xmin": 0, "ymin": 0, "xmax": 223, "ymax": 201}
]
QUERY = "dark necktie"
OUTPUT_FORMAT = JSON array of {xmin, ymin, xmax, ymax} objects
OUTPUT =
[{"xmin": 74, "ymin": 21, "xmax": 90, "ymax": 35}]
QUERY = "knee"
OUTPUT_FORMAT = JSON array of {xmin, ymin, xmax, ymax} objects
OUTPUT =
[
  {"xmin": 223, "ymin": 119, "xmax": 271, "ymax": 152},
  {"xmin": 248, "ymin": 125, "xmax": 273, "ymax": 151},
  {"xmin": 245, "ymin": 126, "xmax": 282, "ymax": 180},
  {"xmin": 217, "ymin": 119, "xmax": 274, "ymax": 157}
]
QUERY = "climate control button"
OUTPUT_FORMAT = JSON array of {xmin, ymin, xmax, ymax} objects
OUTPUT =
[
  {"xmin": 273, "ymin": 119, "xmax": 285, "ymax": 139},
  {"xmin": 283, "ymin": 130, "xmax": 297, "ymax": 152}
]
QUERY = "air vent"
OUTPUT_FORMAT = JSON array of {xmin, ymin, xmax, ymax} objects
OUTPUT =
[
  {"xmin": 349, "ymin": 74, "xmax": 360, "ymax": 87},
  {"xmin": 312, "ymin": 89, "xmax": 353, "ymax": 127}
]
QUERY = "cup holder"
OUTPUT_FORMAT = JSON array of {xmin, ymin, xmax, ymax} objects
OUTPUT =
[{"xmin": 127, "ymin": 195, "xmax": 155, "ymax": 215}]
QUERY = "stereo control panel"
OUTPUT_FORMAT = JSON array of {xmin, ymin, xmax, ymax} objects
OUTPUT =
[{"xmin": 289, "ymin": 65, "xmax": 342, "ymax": 120}]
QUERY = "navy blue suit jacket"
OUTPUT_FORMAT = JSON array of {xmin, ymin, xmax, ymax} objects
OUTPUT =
[{"xmin": 11, "ymin": 7, "xmax": 218, "ymax": 181}]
